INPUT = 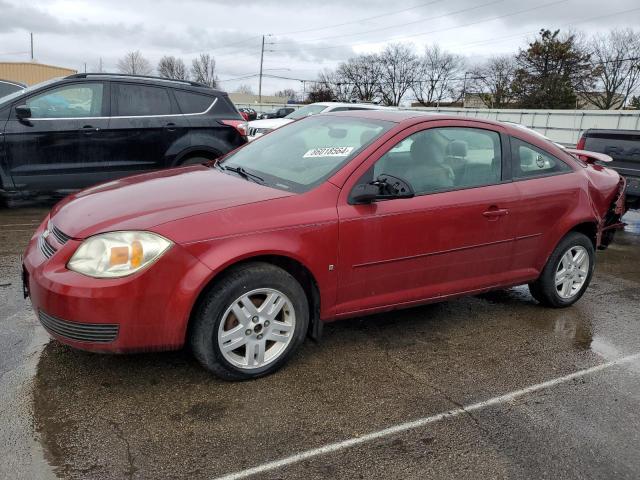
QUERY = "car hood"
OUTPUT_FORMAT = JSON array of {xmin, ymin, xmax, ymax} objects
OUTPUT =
[
  {"xmin": 248, "ymin": 118, "xmax": 294, "ymax": 130},
  {"xmin": 50, "ymin": 166, "xmax": 294, "ymax": 240}
]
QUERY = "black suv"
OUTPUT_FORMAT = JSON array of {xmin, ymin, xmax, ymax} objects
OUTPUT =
[{"xmin": 0, "ymin": 73, "xmax": 247, "ymax": 202}]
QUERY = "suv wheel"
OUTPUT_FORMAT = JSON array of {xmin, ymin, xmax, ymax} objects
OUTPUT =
[
  {"xmin": 528, "ymin": 232, "xmax": 594, "ymax": 308},
  {"xmin": 190, "ymin": 262, "xmax": 309, "ymax": 380},
  {"xmin": 180, "ymin": 156, "xmax": 213, "ymax": 166}
]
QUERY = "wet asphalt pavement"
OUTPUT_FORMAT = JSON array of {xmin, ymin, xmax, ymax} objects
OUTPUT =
[{"xmin": 1, "ymin": 206, "xmax": 639, "ymax": 480}]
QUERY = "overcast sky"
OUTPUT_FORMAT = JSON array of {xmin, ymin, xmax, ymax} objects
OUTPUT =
[{"xmin": 1, "ymin": 0, "xmax": 639, "ymax": 96}]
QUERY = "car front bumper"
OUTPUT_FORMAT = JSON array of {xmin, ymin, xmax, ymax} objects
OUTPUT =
[{"xmin": 22, "ymin": 219, "xmax": 212, "ymax": 353}]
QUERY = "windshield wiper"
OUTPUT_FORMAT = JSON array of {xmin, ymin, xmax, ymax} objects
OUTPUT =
[{"xmin": 220, "ymin": 164, "xmax": 265, "ymax": 184}]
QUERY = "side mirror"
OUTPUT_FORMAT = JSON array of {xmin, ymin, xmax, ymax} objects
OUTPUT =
[
  {"xmin": 351, "ymin": 183, "xmax": 380, "ymax": 204},
  {"xmin": 15, "ymin": 105, "xmax": 32, "ymax": 120},
  {"xmin": 376, "ymin": 174, "xmax": 414, "ymax": 199},
  {"xmin": 350, "ymin": 174, "xmax": 415, "ymax": 204}
]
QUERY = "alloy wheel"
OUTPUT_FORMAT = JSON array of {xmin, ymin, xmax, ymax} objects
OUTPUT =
[
  {"xmin": 555, "ymin": 245, "xmax": 589, "ymax": 299},
  {"xmin": 217, "ymin": 288, "xmax": 296, "ymax": 370}
]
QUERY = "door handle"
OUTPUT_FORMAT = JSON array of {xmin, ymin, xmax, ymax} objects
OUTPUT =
[
  {"xmin": 164, "ymin": 122, "xmax": 177, "ymax": 132},
  {"xmin": 80, "ymin": 125, "xmax": 100, "ymax": 134},
  {"xmin": 482, "ymin": 207, "xmax": 509, "ymax": 219}
]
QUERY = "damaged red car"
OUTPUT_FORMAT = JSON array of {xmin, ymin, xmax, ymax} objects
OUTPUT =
[{"xmin": 23, "ymin": 111, "xmax": 627, "ymax": 380}]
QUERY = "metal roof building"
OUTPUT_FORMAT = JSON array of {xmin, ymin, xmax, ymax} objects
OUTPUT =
[{"xmin": 0, "ymin": 62, "xmax": 77, "ymax": 86}]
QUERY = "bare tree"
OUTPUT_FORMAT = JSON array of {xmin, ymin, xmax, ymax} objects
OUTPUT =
[
  {"xmin": 274, "ymin": 88, "xmax": 297, "ymax": 100},
  {"xmin": 157, "ymin": 56, "xmax": 189, "ymax": 80},
  {"xmin": 235, "ymin": 84, "xmax": 255, "ymax": 95},
  {"xmin": 191, "ymin": 53, "xmax": 219, "ymax": 88},
  {"xmin": 469, "ymin": 55, "xmax": 517, "ymax": 108},
  {"xmin": 583, "ymin": 29, "xmax": 640, "ymax": 109},
  {"xmin": 378, "ymin": 43, "xmax": 420, "ymax": 106},
  {"xmin": 117, "ymin": 50, "xmax": 152, "ymax": 75},
  {"xmin": 338, "ymin": 54, "xmax": 383, "ymax": 102},
  {"xmin": 412, "ymin": 45, "xmax": 464, "ymax": 106},
  {"xmin": 306, "ymin": 82, "xmax": 333, "ymax": 103},
  {"xmin": 318, "ymin": 70, "xmax": 353, "ymax": 102}
]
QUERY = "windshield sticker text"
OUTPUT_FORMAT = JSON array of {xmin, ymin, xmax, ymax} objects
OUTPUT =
[{"xmin": 303, "ymin": 146, "xmax": 355, "ymax": 158}]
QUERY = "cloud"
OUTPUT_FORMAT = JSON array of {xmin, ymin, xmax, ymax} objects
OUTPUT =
[{"xmin": 1, "ymin": 0, "xmax": 639, "ymax": 93}]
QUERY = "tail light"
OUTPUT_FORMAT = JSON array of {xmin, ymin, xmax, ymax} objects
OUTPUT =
[{"xmin": 221, "ymin": 120, "xmax": 248, "ymax": 138}]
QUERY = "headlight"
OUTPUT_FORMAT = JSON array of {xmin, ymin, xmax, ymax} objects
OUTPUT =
[{"xmin": 67, "ymin": 231, "xmax": 172, "ymax": 278}]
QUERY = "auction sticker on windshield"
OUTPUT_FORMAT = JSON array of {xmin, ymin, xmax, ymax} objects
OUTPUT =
[{"xmin": 303, "ymin": 146, "xmax": 355, "ymax": 158}]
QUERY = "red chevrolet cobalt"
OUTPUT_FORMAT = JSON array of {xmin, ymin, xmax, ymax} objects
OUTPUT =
[{"xmin": 23, "ymin": 111, "xmax": 626, "ymax": 380}]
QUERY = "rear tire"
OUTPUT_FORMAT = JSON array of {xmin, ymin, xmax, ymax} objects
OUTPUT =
[
  {"xmin": 528, "ymin": 232, "xmax": 594, "ymax": 308},
  {"xmin": 190, "ymin": 262, "xmax": 309, "ymax": 380}
]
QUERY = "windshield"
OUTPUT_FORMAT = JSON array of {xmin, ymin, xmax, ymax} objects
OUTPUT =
[
  {"xmin": 285, "ymin": 104, "xmax": 327, "ymax": 120},
  {"xmin": 0, "ymin": 78, "xmax": 61, "ymax": 107},
  {"xmin": 220, "ymin": 115, "xmax": 393, "ymax": 192}
]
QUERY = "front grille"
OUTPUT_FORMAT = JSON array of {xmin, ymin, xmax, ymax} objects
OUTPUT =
[
  {"xmin": 248, "ymin": 127, "xmax": 257, "ymax": 136},
  {"xmin": 38, "ymin": 223, "xmax": 71, "ymax": 259},
  {"xmin": 38, "ymin": 310, "xmax": 119, "ymax": 343},
  {"xmin": 38, "ymin": 235, "xmax": 56, "ymax": 259},
  {"xmin": 51, "ymin": 224, "xmax": 71, "ymax": 244}
]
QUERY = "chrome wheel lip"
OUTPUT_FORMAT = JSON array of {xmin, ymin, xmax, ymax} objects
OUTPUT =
[
  {"xmin": 555, "ymin": 245, "xmax": 589, "ymax": 299},
  {"xmin": 217, "ymin": 287, "xmax": 296, "ymax": 370}
]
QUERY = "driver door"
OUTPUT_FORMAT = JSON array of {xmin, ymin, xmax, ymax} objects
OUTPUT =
[
  {"xmin": 4, "ymin": 81, "xmax": 109, "ymax": 191},
  {"xmin": 335, "ymin": 120, "xmax": 519, "ymax": 316}
]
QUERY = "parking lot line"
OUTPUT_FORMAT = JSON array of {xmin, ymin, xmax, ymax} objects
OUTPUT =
[{"xmin": 214, "ymin": 352, "xmax": 640, "ymax": 480}]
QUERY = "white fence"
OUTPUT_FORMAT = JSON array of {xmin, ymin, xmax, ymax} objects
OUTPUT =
[
  {"xmin": 410, "ymin": 107, "xmax": 640, "ymax": 146},
  {"xmin": 232, "ymin": 102, "xmax": 640, "ymax": 147}
]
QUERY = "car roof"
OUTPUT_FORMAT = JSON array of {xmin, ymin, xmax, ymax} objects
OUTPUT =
[
  {"xmin": 62, "ymin": 73, "xmax": 226, "ymax": 95},
  {"xmin": 314, "ymin": 102, "xmax": 395, "ymax": 110},
  {"xmin": 326, "ymin": 109, "xmax": 544, "ymax": 135},
  {"xmin": 324, "ymin": 109, "xmax": 466, "ymax": 123}
]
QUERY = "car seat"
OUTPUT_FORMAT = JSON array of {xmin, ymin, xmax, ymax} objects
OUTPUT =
[
  {"xmin": 444, "ymin": 140, "xmax": 468, "ymax": 178},
  {"xmin": 409, "ymin": 135, "xmax": 454, "ymax": 192}
]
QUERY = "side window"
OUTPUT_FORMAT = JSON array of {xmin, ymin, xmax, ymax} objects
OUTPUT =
[
  {"xmin": 372, "ymin": 127, "xmax": 502, "ymax": 195},
  {"xmin": 114, "ymin": 84, "xmax": 172, "ymax": 116},
  {"xmin": 174, "ymin": 90, "xmax": 215, "ymax": 114},
  {"xmin": 511, "ymin": 138, "xmax": 572, "ymax": 178},
  {"xmin": 25, "ymin": 83, "xmax": 103, "ymax": 119}
]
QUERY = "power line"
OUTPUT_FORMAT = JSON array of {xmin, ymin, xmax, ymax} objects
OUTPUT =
[
  {"xmin": 272, "ymin": 0, "xmax": 569, "ymax": 52},
  {"xmin": 223, "ymin": 55, "xmax": 640, "ymax": 88},
  {"xmin": 445, "ymin": 5, "xmax": 640, "ymax": 50},
  {"xmin": 273, "ymin": 0, "xmax": 447, "ymax": 37},
  {"xmin": 277, "ymin": 0, "xmax": 504, "ymax": 44}
]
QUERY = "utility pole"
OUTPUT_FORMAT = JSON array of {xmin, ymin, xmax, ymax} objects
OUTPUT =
[
  {"xmin": 258, "ymin": 34, "xmax": 273, "ymax": 103},
  {"xmin": 258, "ymin": 35, "xmax": 265, "ymax": 103},
  {"xmin": 30, "ymin": 32, "xmax": 34, "ymax": 61},
  {"xmin": 461, "ymin": 71, "xmax": 469, "ymax": 108}
]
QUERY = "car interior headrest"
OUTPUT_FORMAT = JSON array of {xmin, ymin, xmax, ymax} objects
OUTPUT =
[{"xmin": 447, "ymin": 140, "xmax": 468, "ymax": 158}]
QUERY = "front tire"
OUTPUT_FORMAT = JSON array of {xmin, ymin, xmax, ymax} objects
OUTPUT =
[
  {"xmin": 528, "ymin": 232, "xmax": 595, "ymax": 308},
  {"xmin": 190, "ymin": 262, "xmax": 309, "ymax": 380}
]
